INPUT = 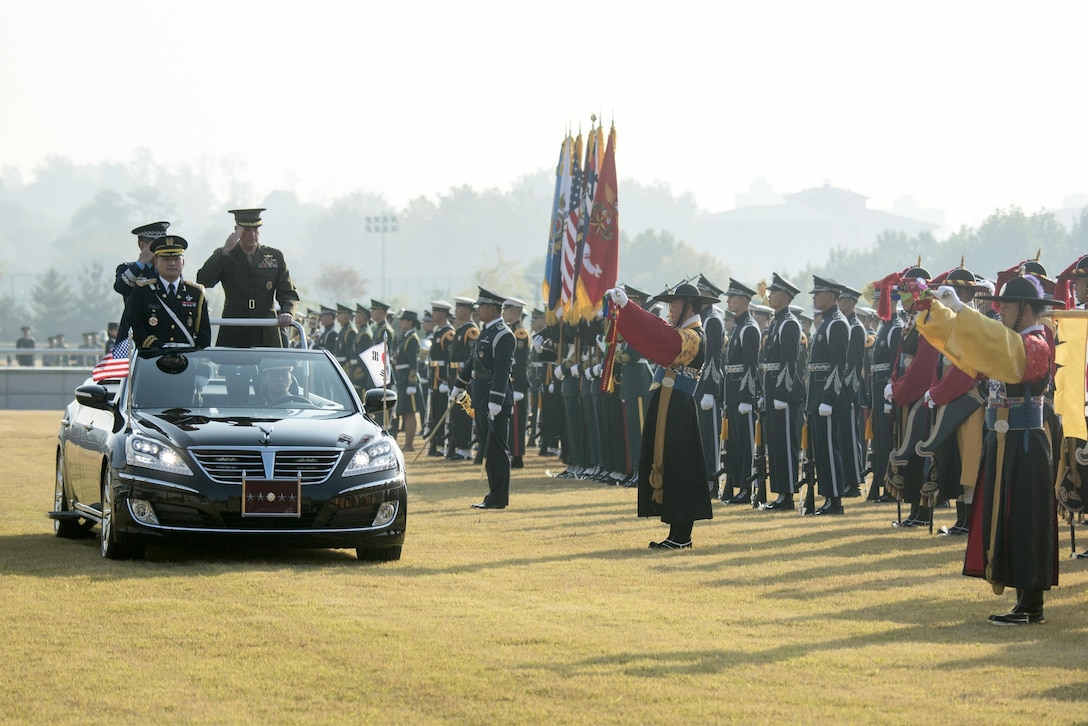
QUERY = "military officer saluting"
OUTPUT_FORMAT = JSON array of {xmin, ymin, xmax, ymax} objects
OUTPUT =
[
  {"xmin": 115, "ymin": 221, "xmax": 170, "ymax": 343},
  {"xmin": 196, "ymin": 208, "xmax": 299, "ymax": 347},
  {"xmin": 126, "ymin": 235, "xmax": 211, "ymax": 349}
]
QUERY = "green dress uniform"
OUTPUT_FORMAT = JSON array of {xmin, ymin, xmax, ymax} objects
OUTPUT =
[{"xmin": 196, "ymin": 243, "xmax": 299, "ymax": 347}]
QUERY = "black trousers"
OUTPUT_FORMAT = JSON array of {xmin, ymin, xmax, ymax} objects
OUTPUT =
[{"xmin": 475, "ymin": 409, "xmax": 511, "ymax": 507}]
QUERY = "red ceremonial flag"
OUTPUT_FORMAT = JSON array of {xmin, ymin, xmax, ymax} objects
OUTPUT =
[{"xmin": 571, "ymin": 123, "xmax": 619, "ymax": 323}]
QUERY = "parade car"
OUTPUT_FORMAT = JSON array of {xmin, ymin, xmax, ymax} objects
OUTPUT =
[{"xmin": 51, "ymin": 346, "xmax": 406, "ymax": 561}]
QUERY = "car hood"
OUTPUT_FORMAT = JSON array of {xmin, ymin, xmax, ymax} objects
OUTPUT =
[{"xmin": 132, "ymin": 411, "xmax": 381, "ymax": 450}]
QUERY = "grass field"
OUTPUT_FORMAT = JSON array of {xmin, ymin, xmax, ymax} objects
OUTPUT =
[{"xmin": 3, "ymin": 410, "xmax": 1087, "ymax": 724}]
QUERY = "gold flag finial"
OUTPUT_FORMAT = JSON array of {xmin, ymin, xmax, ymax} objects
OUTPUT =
[
  {"xmin": 917, "ymin": 255, "xmax": 922, "ymax": 267},
  {"xmin": 1035, "ymin": 249, "xmax": 1041, "ymax": 261},
  {"xmin": 960, "ymin": 255, "xmax": 965, "ymax": 268}
]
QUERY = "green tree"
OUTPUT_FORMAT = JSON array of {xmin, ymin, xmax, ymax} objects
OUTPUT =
[{"xmin": 29, "ymin": 267, "xmax": 77, "ymax": 340}]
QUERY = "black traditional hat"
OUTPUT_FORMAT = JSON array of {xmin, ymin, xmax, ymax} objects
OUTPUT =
[
  {"xmin": 651, "ymin": 281, "xmax": 720, "ymax": 307},
  {"xmin": 697, "ymin": 274, "xmax": 726, "ymax": 298},
  {"xmin": 502, "ymin": 296, "xmax": 527, "ymax": 309},
  {"xmin": 131, "ymin": 221, "xmax": 170, "ymax": 240},
  {"xmin": 398, "ymin": 309, "xmax": 419, "ymax": 322},
  {"xmin": 370, "ymin": 299, "xmax": 391, "ymax": 311},
  {"xmin": 837, "ymin": 282, "xmax": 863, "ymax": 301},
  {"xmin": 975, "ymin": 273, "xmax": 1065, "ymax": 308},
  {"xmin": 475, "ymin": 287, "xmax": 506, "ymax": 307},
  {"xmin": 336, "ymin": 303, "xmax": 352, "ymax": 314},
  {"xmin": 150, "ymin": 235, "xmax": 188, "ymax": 257},
  {"xmin": 769, "ymin": 273, "xmax": 801, "ymax": 298},
  {"xmin": 809, "ymin": 275, "xmax": 842, "ymax": 295},
  {"xmin": 430, "ymin": 300, "xmax": 453, "ymax": 312},
  {"xmin": 943, "ymin": 267, "xmax": 986, "ymax": 291},
  {"xmin": 229, "ymin": 208, "xmax": 266, "ymax": 227},
  {"xmin": 1069, "ymin": 255, "xmax": 1088, "ymax": 278},
  {"xmin": 902, "ymin": 265, "xmax": 931, "ymax": 280},
  {"xmin": 725, "ymin": 278, "xmax": 757, "ymax": 299}
]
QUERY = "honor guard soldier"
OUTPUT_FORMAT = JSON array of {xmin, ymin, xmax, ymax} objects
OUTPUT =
[
  {"xmin": 115, "ymin": 221, "xmax": 170, "ymax": 344},
  {"xmin": 866, "ymin": 273, "xmax": 905, "ymax": 502},
  {"xmin": 921, "ymin": 272, "xmax": 1061, "ymax": 625},
  {"xmin": 316, "ymin": 306, "xmax": 338, "ymax": 351},
  {"xmin": 426, "ymin": 301, "xmax": 456, "ymax": 456},
  {"xmin": 695, "ymin": 275, "xmax": 727, "ymax": 497},
  {"xmin": 446, "ymin": 296, "xmax": 480, "ymax": 460},
  {"xmin": 370, "ymin": 299, "xmax": 396, "ymax": 351},
  {"xmin": 349, "ymin": 304, "xmax": 374, "ymax": 390},
  {"xmin": 720, "ymin": 278, "xmax": 762, "ymax": 505},
  {"xmin": 836, "ymin": 282, "xmax": 868, "ymax": 499},
  {"xmin": 531, "ymin": 311, "xmax": 564, "ymax": 458},
  {"xmin": 607, "ymin": 282, "xmax": 716, "ymax": 549},
  {"xmin": 760, "ymin": 274, "xmax": 805, "ymax": 510},
  {"xmin": 502, "ymin": 297, "xmax": 531, "ymax": 469},
  {"xmin": 196, "ymin": 208, "xmax": 299, "ymax": 346},
  {"xmin": 334, "ymin": 303, "xmax": 357, "ymax": 370},
  {"xmin": 126, "ymin": 235, "xmax": 211, "ymax": 349},
  {"xmin": 806, "ymin": 275, "xmax": 852, "ymax": 515},
  {"xmin": 395, "ymin": 310, "xmax": 424, "ymax": 451},
  {"xmin": 451, "ymin": 288, "xmax": 517, "ymax": 509}
]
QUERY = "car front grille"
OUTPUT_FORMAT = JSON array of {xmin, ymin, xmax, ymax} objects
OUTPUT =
[{"xmin": 190, "ymin": 448, "xmax": 343, "ymax": 484}]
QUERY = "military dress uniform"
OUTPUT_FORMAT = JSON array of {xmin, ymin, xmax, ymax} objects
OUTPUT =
[
  {"xmin": 394, "ymin": 312, "xmax": 424, "ymax": 420},
  {"xmin": 806, "ymin": 276, "xmax": 852, "ymax": 513},
  {"xmin": 195, "ymin": 208, "xmax": 299, "ymax": 347},
  {"xmin": 350, "ymin": 305, "xmax": 375, "ymax": 393},
  {"xmin": 865, "ymin": 289, "xmax": 904, "ymax": 502},
  {"xmin": 695, "ymin": 276, "xmax": 726, "ymax": 495},
  {"xmin": 615, "ymin": 286, "xmax": 654, "ymax": 481},
  {"xmin": 426, "ymin": 302, "xmax": 456, "ymax": 456},
  {"xmin": 447, "ymin": 298, "xmax": 480, "ymax": 460},
  {"xmin": 125, "ymin": 236, "xmax": 212, "ymax": 350},
  {"xmin": 721, "ymin": 279, "xmax": 762, "ymax": 505},
  {"xmin": 506, "ymin": 304, "xmax": 531, "ymax": 468},
  {"xmin": 761, "ymin": 275, "xmax": 805, "ymax": 508},
  {"xmin": 115, "ymin": 221, "xmax": 170, "ymax": 345},
  {"xmin": 454, "ymin": 288, "xmax": 516, "ymax": 508},
  {"xmin": 838, "ymin": 283, "xmax": 869, "ymax": 497}
]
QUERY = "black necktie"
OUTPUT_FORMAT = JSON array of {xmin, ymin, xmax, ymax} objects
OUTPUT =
[{"xmin": 167, "ymin": 283, "xmax": 176, "ymax": 298}]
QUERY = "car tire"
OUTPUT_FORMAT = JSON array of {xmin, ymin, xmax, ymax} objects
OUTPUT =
[
  {"xmin": 100, "ymin": 466, "xmax": 145, "ymax": 561},
  {"xmin": 356, "ymin": 546, "xmax": 402, "ymax": 562},
  {"xmin": 53, "ymin": 449, "xmax": 85, "ymax": 539}
]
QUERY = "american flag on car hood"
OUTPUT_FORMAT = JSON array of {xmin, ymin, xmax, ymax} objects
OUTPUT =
[{"xmin": 92, "ymin": 338, "xmax": 132, "ymax": 382}]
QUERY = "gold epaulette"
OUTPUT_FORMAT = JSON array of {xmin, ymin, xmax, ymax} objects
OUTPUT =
[
  {"xmin": 465, "ymin": 327, "xmax": 480, "ymax": 341},
  {"xmin": 865, "ymin": 332, "xmax": 877, "ymax": 348},
  {"xmin": 184, "ymin": 279, "xmax": 204, "ymax": 291}
]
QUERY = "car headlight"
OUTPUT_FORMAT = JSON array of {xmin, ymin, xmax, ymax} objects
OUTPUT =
[
  {"xmin": 126, "ymin": 435, "xmax": 193, "ymax": 476},
  {"xmin": 344, "ymin": 439, "xmax": 398, "ymax": 476}
]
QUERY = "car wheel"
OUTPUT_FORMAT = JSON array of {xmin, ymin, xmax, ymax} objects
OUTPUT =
[
  {"xmin": 53, "ymin": 449, "xmax": 84, "ymax": 539},
  {"xmin": 100, "ymin": 466, "xmax": 145, "ymax": 561},
  {"xmin": 356, "ymin": 546, "xmax": 402, "ymax": 562}
]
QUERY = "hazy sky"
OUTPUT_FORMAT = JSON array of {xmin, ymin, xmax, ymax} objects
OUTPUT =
[{"xmin": 2, "ymin": 1, "xmax": 1087, "ymax": 231}]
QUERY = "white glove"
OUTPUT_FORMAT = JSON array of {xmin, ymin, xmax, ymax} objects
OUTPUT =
[
  {"xmin": 513, "ymin": 391, "xmax": 524, "ymax": 402},
  {"xmin": 597, "ymin": 334, "xmax": 607, "ymax": 353},
  {"xmin": 438, "ymin": 382, "xmax": 450, "ymax": 394},
  {"xmin": 818, "ymin": 403, "xmax": 833, "ymax": 417},
  {"xmin": 450, "ymin": 387, "xmax": 466, "ymax": 403},
  {"xmin": 592, "ymin": 363, "xmax": 602, "ymax": 377},
  {"xmin": 700, "ymin": 393, "xmax": 714, "ymax": 410},
  {"xmin": 548, "ymin": 383, "xmax": 555, "ymax": 393},
  {"xmin": 757, "ymin": 397, "xmax": 765, "ymax": 409},
  {"xmin": 488, "ymin": 402, "xmax": 502, "ymax": 420},
  {"xmin": 405, "ymin": 386, "xmax": 417, "ymax": 396},
  {"xmin": 883, "ymin": 402, "xmax": 893, "ymax": 414},
  {"xmin": 738, "ymin": 402, "xmax": 753, "ymax": 415},
  {"xmin": 553, "ymin": 366, "xmax": 565, "ymax": 381},
  {"xmin": 883, "ymin": 382, "xmax": 893, "ymax": 402},
  {"xmin": 571, "ymin": 364, "xmax": 580, "ymax": 378},
  {"xmin": 531, "ymin": 334, "xmax": 544, "ymax": 353},
  {"xmin": 924, "ymin": 389, "xmax": 934, "ymax": 408},
  {"xmin": 774, "ymin": 399, "xmax": 788, "ymax": 411},
  {"xmin": 936, "ymin": 285, "xmax": 965, "ymax": 313},
  {"xmin": 608, "ymin": 287, "xmax": 629, "ymax": 308}
]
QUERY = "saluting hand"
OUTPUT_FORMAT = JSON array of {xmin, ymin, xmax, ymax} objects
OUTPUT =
[{"xmin": 223, "ymin": 225, "xmax": 243, "ymax": 252}]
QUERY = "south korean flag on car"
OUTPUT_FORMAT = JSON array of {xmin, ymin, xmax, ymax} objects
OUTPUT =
[{"xmin": 360, "ymin": 342, "xmax": 393, "ymax": 386}]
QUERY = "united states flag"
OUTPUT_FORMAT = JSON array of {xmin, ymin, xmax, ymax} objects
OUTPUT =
[{"xmin": 92, "ymin": 338, "xmax": 132, "ymax": 382}]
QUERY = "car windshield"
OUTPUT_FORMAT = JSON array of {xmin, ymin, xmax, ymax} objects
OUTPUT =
[{"xmin": 129, "ymin": 349, "xmax": 358, "ymax": 417}]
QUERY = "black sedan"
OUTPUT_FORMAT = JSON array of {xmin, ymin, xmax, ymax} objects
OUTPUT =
[{"xmin": 51, "ymin": 347, "xmax": 406, "ymax": 561}]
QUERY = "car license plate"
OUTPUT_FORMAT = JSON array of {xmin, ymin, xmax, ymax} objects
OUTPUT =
[{"xmin": 242, "ymin": 480, "xmax": 301, "ymax": 517}]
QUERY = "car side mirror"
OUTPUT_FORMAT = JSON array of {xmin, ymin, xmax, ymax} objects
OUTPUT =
[
  {"xmin": 363, "ymin": 388, "xmax": 397, "ymax": 415},
  {"xmin": 75, "ymin": 384, "xmax": 114, "ymax": 411}
]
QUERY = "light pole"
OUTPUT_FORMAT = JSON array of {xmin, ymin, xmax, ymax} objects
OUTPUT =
[{"xmin": 364, "ymin": 214, "xmax": 399, "ymax": 301}]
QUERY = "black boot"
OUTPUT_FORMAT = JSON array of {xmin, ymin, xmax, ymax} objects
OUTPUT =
[{"xmin": 725, "ymin": 490, "xmax": 751, "ymax": 505}]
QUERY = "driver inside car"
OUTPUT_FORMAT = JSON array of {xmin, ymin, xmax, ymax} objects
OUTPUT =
[{"xmin": 260, "ymin": 362, "xmax": 304, "ymax": 406}]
